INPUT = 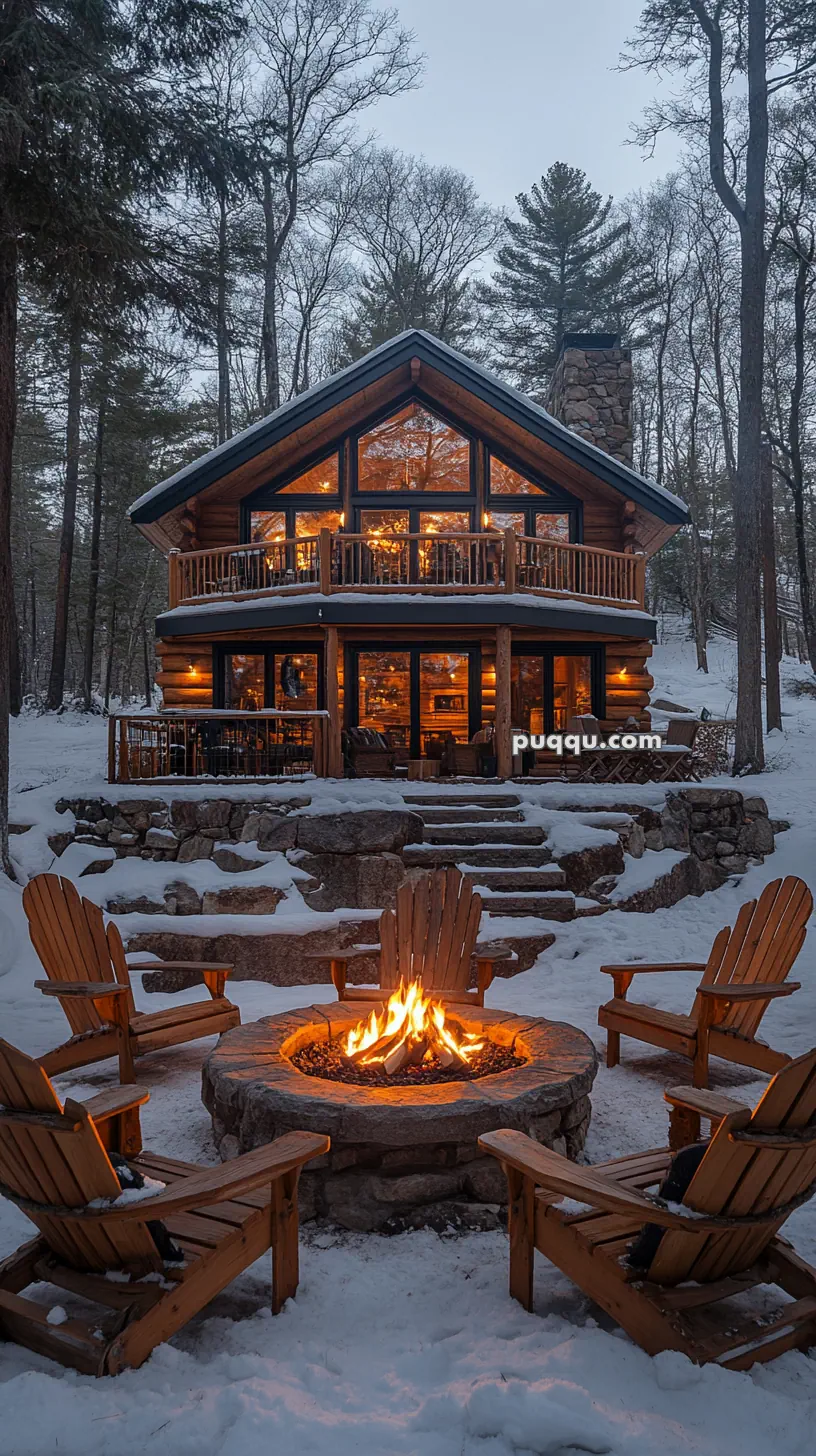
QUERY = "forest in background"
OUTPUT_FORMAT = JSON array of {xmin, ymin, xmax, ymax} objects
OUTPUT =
[{"xmin": 3, "ymin": 4, "xmax": 816, "ymax": 781}]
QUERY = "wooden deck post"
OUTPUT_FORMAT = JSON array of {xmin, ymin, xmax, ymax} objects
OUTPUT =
[
  {"xmin": 495, "ymin": 624, "xmax": 512, "ymax": 778},
  {"xmin": 117, "ymin": 719, "xmax": 130, "ymax": 784},
  {"xmin": 168, "ymin": 548, "xmax": 181, "ymax": 608},
  {"xmin": 503, "ymin": 528, "xmax": 517, "ymax": 594},
  {"xmin": 319, "ymin": 528, "xmax": 333, "ymax": 595},
  {"xmin": 634, "ymin": 552, "xmax": 647, "ymax": 608},
  {"xmin": 324, "ymin": 626, "xmax": 342, "ymax": 778}
]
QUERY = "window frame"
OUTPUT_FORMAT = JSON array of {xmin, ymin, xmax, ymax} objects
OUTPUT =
[
  {"xmin": 240, "ymin": 445, "xmax": 343, "ymax": 542},
  {"xmin": 213, "ymin": 641, "xmax": 325, "ymax": 711},
  {"xmin": 351, "ymin": 390, "xmax": 477, "ymax": 506},
  {"xmin": 485, "ymin": 444, "xmax": 582, "ymax": 542},
  {"xmin": 510, "ymin": 642, "xmax": 606, "ymax": 731}
]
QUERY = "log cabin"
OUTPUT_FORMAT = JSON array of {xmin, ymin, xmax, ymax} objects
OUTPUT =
[{"xmin": 120, "ymin": 330, "xmax": 689, "ymax": 782}]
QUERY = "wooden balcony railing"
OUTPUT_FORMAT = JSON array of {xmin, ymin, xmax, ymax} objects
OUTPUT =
[
  {"xmin": 168, "ymin": 531, "xmax": 646, "ymax": 610},
  {"xmin": 108, "ymin": 710, "xmax": 328, "ymax": 783}
]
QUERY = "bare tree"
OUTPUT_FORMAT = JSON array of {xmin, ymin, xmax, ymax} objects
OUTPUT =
[
  {"xmin": 625, "ymin": 0, "xmax": 816, "ymax": 772},
  {"xmin": 249, "ymin": 0, "xmax": 422, "ymax": 411}
]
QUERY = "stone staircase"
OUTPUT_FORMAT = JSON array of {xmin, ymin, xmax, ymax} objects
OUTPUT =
[{"xmin": 402, "ymin": 793, "xmax": 577, "ymax": 920}]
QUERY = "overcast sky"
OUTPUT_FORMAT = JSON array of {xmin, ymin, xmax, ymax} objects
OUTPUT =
[{"xmin": 369, "ymin": 0, "xmax": 682, "ymax": 208}]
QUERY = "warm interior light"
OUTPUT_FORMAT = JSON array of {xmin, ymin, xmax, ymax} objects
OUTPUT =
[
  {"xmin": 482, "ymin": 511, "xmax": 490, "ymax": 528},
  {"xmin": 343, "ymin": 980, "xmax": 484, "ymax": 1075},
  {"xmin": 339, "ymin": 512, "xmax": 345, "ymax": 527},
  {"xmin": 618, "ymin": 666, "xmax": 628, "ymax": 681},
  {"xmin": 187, "ymin": 660, "xmax": 198, "ymax": 678}
]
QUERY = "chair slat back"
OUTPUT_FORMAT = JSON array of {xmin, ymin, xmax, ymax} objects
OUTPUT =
[
  {"xmin": 665, "ymin": 719, "xmax": 699, "ymax": 747},
  {"xmin": 689, "ymin": 877, "xmax": 811, "ymax": 1037},
  {"xmin": 646, "ymin": 1048, "xmax": 816, "ymax": 1287},
  {"xmin": 0, "ymin": 1040, "xmax": 160, "ymax": 1276},
  {"xmin": 23, "ymin": 874, "xmax": 136, "ymax": 1030},
  {"xmin": 378, "ymin": 869, "xmax": 482, "ymax": 994}
]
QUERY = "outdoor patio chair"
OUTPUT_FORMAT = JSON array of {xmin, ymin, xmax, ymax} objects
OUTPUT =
[
  {"xmin": 598, "ymin": 875, "xmax": 812, "ymax": 1086},
  {"xmin": 312, "ymin": 866, "xmax": 509, "ymax": 1006},
  {"xmin": 0, "ymin": 1038, "xmax": 328, "ymax": 1375},
  {"xmin": 479, "ymin": 1047, "xmax": 816, "ymax": 1369},
  {"xmin": 24, "ymin": 873, "xmax": 241, "ymax": 1084}
]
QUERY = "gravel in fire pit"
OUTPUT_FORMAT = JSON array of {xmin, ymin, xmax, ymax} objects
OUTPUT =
[{"xmin": 290, "ymin": 1037, "xmax": 526, "ymax": 1087}]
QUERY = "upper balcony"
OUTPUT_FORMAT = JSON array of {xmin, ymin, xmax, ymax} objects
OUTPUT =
[{"xmin": 167, "ymin": 530, "xmax": 646, "ymax": 612}]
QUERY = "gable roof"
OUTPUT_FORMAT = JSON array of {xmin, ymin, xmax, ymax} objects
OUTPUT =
[{"xmin": 129, "ymin": 329, "xmax": 689, "ymax": 528}]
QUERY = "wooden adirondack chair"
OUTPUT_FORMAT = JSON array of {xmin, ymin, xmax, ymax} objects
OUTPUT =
[
  {"xmin": 598, "ymin": 876, "xmax": 812, "ymax": 1087},
  {"xmin": 0, "ymin": 1039, "xmax": 329, "ymax": 1376},
  {"xmin": 313, "ymin": 867, "xmax": 509, "ymax": 1005},
  {"xmin": 480, "ymin": 1048, "xmax": 816, "ymax": 1369},
  {"xmin": 23, "ymin": 874, "xmax": 242, "ymax": 1084}
]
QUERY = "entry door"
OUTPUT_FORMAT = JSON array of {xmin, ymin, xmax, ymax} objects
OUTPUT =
[{"xmin": 419, "ymin": 651, "xmax": 471, "ymax": 753}]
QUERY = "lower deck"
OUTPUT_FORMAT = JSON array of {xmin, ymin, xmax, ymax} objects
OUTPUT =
[{"xmin": 111, "ymin": 623, "xmax": 655, "ymax": 782}]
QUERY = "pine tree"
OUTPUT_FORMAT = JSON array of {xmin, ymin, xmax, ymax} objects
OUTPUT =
[
  {"xmin": 483, "ymin": 162, "xmax": 648, "ymax": 392},
  {"xmin": 338, "ymin": 256, "xmax": 479, "ymax": 363}
]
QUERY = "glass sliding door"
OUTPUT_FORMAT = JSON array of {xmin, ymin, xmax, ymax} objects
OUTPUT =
[
  {"xmin": 553, "ymin": 654, "xmax": 593, "ymax": 729},
  {"xmin": 510, "ymin": 648, "xmax": 602, "ymax": 735},
  {"xmin": 351, "ymin": 645, "xmax": 478, "ymax": 760},
  {"xmin": 357, "ymin": 651, "xmax": 411, "ymax": 747},
  {"xmin": 223, "ymin": 653, "xmax": 265, "ymax": 711},
  {"xmin": 420, "ymin": 652, "xmax": 470, "ymax": 752}
]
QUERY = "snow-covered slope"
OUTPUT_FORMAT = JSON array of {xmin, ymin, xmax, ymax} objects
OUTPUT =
[{"xmin": 1, "ymin": 624, "xmax": 816, "ymax": 1455}]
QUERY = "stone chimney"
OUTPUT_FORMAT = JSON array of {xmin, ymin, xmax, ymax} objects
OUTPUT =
[{"xmin": 544, "ymin": 333, "xmax": 633, "ymax": 466}]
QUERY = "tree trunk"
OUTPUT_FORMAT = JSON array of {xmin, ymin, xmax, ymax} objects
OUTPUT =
[
  {"xmin": 731, "ymin": 0, "xmax": 768, "ymax": 773},
  {"xmin": 103, "ymin": 529, "xmax": 120, "ymax": 710},
  {"xmin": 0, "ymin": 228, "xmax": 18, "ymax": 877},
  {"xmin": 47, "ymin": 318, "xmax": 83, "ymax": 710},
  {"xmin": 82, "ymin": 393, "xmax": 106, "ymax": 709},
  {"xmin": 216, "ymin": 185, "xmax": 232, "ymax": 443},
  {"xmin": 261, "ymin": 166, "xmax": 281, "ymax": 412},
  {"xmin": 142, "ymin": 621, "xmax": 152, "ymax": 707},
  {"xmin": 760, "ymin": 442, "xmax": 781, "ymax": 731}
]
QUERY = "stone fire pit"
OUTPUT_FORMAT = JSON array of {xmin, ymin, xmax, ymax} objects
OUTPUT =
[{"xmin": 202, "ymin": 1004, "xmax": 598, "ymax": 1232}]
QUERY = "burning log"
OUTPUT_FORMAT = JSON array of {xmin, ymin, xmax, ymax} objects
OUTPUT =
[{"xmin": 342, "ymin": 980, "xmax": 483, "ymax": 1078}]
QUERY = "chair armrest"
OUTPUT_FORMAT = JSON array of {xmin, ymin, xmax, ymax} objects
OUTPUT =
[
  {"xmin": 35, "ymin": 981, "xmax": 129, "ymax": 1000},
  {"xmin": 132, "ymin": 961, "xmax": 233, "ymax": 973},
  {"xmin": 83, "ymin": 1085, "xmax": 150, "ymax": 1125},
  {"xmin": 477, "ymin": 1128, "xmax": 734, "ymax": 1232},
  {"xmin": 696, "ymin": 982, "xmax": 800, "ymax": 1003},
  {"xmin": 303, "ymin": 946, "xmax": 380, "ymax": 961},
  {"xmin": 83, "ymin": 1131, "xmax": 330, "ymax": 1221},
  {"xmin": 474, "ymin": 942, "xmax": 513, "ymax": 962},
  {"xmin": 664, "ymin": 1085, "xmax": 750, "ymax": 1122},
  {"xmin": 600, "ymin": 963, "xmax": 707, "ymax": 975}
]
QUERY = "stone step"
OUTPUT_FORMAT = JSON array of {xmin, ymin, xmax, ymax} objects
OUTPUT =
[
  {"xmin": 478, "ymin": 890, "xmax": 576, "ymax": 920},
  {"xmin": 404, "ymin": 845, "xmax": 553, "ymax": 868},
  {"xmin": 402, "ymin": 794, "xmax": 521, "ymax": 808},
  {"xmin": 413, "ymin": 807, "xmax": 523, "ymax": 825},
  {"xmin": 420, "ymin": 823, "xmax": 546, "ymax": 846},
  {"xmin": 463, "ymin": 866, "xmax": 567, "ymax": 891}
]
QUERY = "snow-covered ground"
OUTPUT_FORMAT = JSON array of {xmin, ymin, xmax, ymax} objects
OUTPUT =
[{"xmin": 2, "ymin": 621, "xmax": 816, "ymax": 1455}]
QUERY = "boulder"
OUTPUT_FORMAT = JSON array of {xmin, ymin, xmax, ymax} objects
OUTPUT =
[
  {"xmin": 47, "ymin": 831, "xmax": 74, "ymax": 858},
  {"xmin": 300, "ymin": 851, "xmax": 407, "ymax": 911},
  {"xmin": 171, "ymin": 799, "xmax": 199, "ymax": 831},
  {"xmin": 133, "ymin": 919, "xmax": 380, "ymax": 987},
  {"xmin": 176, "ymin": 833, "xmax": 213, "ymax": 863},
  {"xmin": 678, "ymin": 787, "xmax": 742, "ymax": 809},
  {"xmin": 557, "ymin": 840, "xmax": 625, "ymax": 894},
  {"xmin": 295, "ymin": 809, "xmax": 423, "ymax": 856},
  {"xmin": 163, "ymin": 881, "xmax": 202, "ymax": 916},
  {"xmin": 201, "ymin": 885, "xmax": 284, "ymax": 916},
  {"xmin": 736, "ymin": 816, "xmax": 775, "ymax": 856},
  {"xmin": 106, "ymin": 893, "xmax": 165, "ymax": 915},
  {"xmin": 144, "ymin": 827, "xmax": 179, "ymax": 851},
  {"xmin": 212, "ymin": 845, "xmax": 266, "ymax": 873},
  {"xmin": 617, "ymin": 854, "xmax": 725, "ymax": 912},
  {"xmin": 79, "ymin": 856, "xmax": 116, "ymax": 877},
  {"xmin": 256, "ymin": 812, "xmax": 298, "ymax": 852}
]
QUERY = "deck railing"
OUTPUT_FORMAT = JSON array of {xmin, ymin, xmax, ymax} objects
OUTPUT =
[
  {"xmin": 108, "ymin": 710, "xmax": 328, "ymax": 783},
  {"xmin": 168, "ymin": 531, "xmax": 646, "ymax": 610}
]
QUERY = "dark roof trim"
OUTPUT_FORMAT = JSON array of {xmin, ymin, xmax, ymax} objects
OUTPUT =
[
  {"xmin": 156, "ymin": 597, "xmax": 657, "ymax": 641},
  {"xmin": 131, "ymin": 330, "xmax": 689, "ymax": 528}
]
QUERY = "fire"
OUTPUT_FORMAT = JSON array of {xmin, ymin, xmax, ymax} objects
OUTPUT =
[{"xmin": 343, "ymin": 980, "xmax": 485, "ymax": 1077}]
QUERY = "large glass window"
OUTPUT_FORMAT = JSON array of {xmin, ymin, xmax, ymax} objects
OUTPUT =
[
  {"xmin": 358, "ymin": 403, "xmax": 470, "ymax": 492},
  {"xmin": 224, "ymin": 654, "xmax": 265, "ymax": 711},
  {"xmin": 278, "ymin": 454, "xmax": 339, "ymax": 495},
  {"xmin": 418, "ymin": 511, "xmax": 471, "ymax": 534},
  {"xmin": 485, "ymin": 509, "xmax": 525, "ymax": 534},
  {"xmin": 511, "ymin": 657, "xmax": 545, "ymax": 736},
  {"xmin": 490, "ymin": 456, "xmax": 547, "ymax": 495},
  {"xmin": 511, "ymin": 651, "xmax": 598, "ymax": 735},
  {"xmin": 359, "ymin": 509, "xmax": 409, "ymax": 536},
  {"xmin": 536, "ymin": 513, "xmax": 571, "ymax": 542},
  {"xmin": 250, "ymin": 510, "xmax": 286, "ymax": 544},
  {"xmin": 358, "ymin": 651, "xmax": 411, "ymax": 746},
  {"xmin": 273, "ymin": 652, "xmax": 318, "ymax": 710}
]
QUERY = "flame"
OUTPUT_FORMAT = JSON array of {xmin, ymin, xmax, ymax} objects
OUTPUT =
[{"xmin": 343, "ymin": 980, "xmax": 484, "ymax": 1075}]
